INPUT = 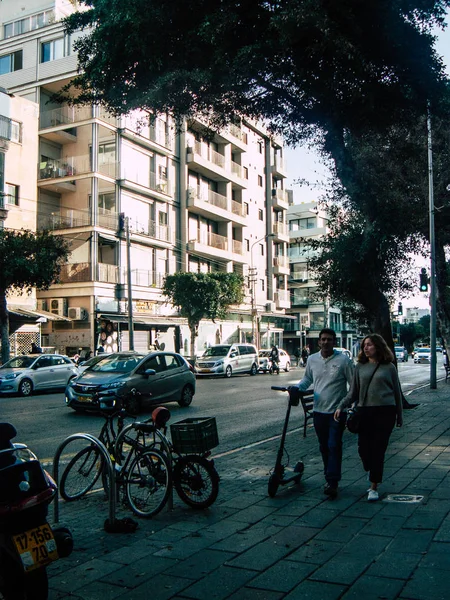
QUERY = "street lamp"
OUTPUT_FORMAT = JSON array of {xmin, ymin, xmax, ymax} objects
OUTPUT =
[
  {"xmin": 250, "ymin": 233, "xmax": 275, "ymax": 348},
  {"xmin": 427, "ymin": 107, "xmax": 437, "ymax": 388}
]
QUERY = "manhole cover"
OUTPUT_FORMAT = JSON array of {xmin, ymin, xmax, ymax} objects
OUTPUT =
[{"xmin": 384, "ymin": 494, "xmax": 424, "ymax": 503}]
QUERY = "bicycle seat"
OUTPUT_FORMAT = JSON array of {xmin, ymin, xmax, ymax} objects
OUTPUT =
[
  {"xmin": 152, "ymin": 407, "xmax": 171, "ymax": 429},
  {"xmin": 132, "ymin": 422, "xmax": 156, "ymax": 434}
]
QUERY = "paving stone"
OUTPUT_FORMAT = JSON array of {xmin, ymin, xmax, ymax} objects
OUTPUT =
[
  {"xmin": 388, "ymin": 528, "xmax": 435, "ymax": 552},
  {"xmin": 292, "ymin": 508, "xmax": 340, "ymax": 528},
  {"xmin": 50, "ymin": 558, "xmax": 124, "ymax": 593},
  {"xmin": 210, "ymin": 524, "xmax": 281, "ymax": 553},
  {"xmin": 116, "ymin": 574, "xmax": 191, "ymax": 599},
  {"xmin": 359, "ymin": 514, "xmax": 407, "ymax": 537},
  {"xmin": 225, "ymin": 588, "xmax": 283, "ymax": 600},
  {"xmin": 365, "ymin": 550, "xmax": 422, "ymax": 579},
  {"xmin": 400, "ymin": 566, "xmax": 450, "ymax": 600},
  {"xmin": 178, "ymin": 565, "xmax": 257, "ymax": 600},
  {"xmin": 246, "ymin": 559, "xmax": 316, "ymax": 592},
  {"xmin": 283, "ymin": 580, "xmax": 347, "ymax": 599},
  {"xmin": 162, "ymin": 548, "xmax": 235, "ymax": 580},
  {"xmin": 287, "ymin": 540, "xmax": 344, "ymax": 565},
  {"xmin": 98, "ymin": 555, "xmax": 177, "ymax": 588},
  {"xmin": 340, "ymin": 575, "xmax": 405, "ymax": 599},
  {"xmin": 433, "ymin": 515, "xmax": 450, "ymax": 542},
  {"xmin": 67, "ymin": 581, "xmax": 127, "ymax": 600},
  {"xmin": 315, "ymin": 516, "xmax": 367, "ymax": 543}
]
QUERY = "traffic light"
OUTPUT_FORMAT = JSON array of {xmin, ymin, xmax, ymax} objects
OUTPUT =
[
  {"xmin": 419, "ymin": 268, "xmax": 429, "ymax": 292},
  {"xmin": 397, "ymin": 302, "xmax": 403, "ymax": 316}
]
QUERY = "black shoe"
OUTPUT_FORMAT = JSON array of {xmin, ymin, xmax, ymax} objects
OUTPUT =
[{"xmin": 324, "ymin": 484, "xmax": 338, "ymax": 499}]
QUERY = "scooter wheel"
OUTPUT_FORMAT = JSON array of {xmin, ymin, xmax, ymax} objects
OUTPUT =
[
  {"xmin": 294, "ymin": 461, "xmax": 304, "ymax": 484},
  {"xmin": 268, "ymin": 473, "xmax": 280, "ymax": 498}
]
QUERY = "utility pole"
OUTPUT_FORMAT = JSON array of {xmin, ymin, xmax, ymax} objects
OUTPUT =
[
  {"xmin": 427, "ymin": 106, "xmax": 437, "ymax": 389},
  {"xmin": 125, "ymin": 216, "xmax": 134, "ymax": 351}
]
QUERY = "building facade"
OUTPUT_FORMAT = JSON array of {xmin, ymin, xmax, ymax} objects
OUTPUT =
[
  {"xmin": 285, "ymin": 201, "xmax": 357, "ymax": 355},
  {"xmin": 0, "ymin": 0, "xmax": 291, "ymax": 357}
]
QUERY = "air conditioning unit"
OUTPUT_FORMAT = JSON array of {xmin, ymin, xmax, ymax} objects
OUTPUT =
[
  {"xmin": 50, "ymin": 298, "xmax": 68, "ymax": 317},
  {"xmin": 266, "ymin": 302, "xmax": 276, "ymax": 313},
  {"xmin": 36, "ymin": 299, "xmax": 48, "ymax": 312},
  {"xmin": 68, "ymin": 307, "xmax": 88, "ymax": 320}
]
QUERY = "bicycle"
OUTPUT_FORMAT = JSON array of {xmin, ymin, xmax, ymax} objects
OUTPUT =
[
  {"xmin": 59, "ymin": 407, "xmax": 148, "ymax": 501},
  {"xmin": 114, "ymin": 406, "xmax": 220, "ymax": 515}
]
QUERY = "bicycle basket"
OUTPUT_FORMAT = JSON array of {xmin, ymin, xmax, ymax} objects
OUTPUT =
[{"xmin": 170, "ymin": 417, "xmax": 219, "ymax": 454}]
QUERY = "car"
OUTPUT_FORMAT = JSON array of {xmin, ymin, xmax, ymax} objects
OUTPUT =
[
  {"xmin": 259, "ymin": 349, "xmax": 291, "ymax": 373},
  {"xmin": 65, "ymin": 351, "xmax": 196, "ymax": 413},
  {"xmin": 77, "ymin": 354, "xmax": 111, "ymax": 374},
  {"xmin": 195, "ymin": 344, "xmax": 259, "ymax": 377},
  {"xmin": 0, "ymin": 354, "xmax": 79, "ymax": 397},
  {"xmin": 334, "ymin": 347, "xmax": 352, "ymax": 359},
  {"xmin": 395, "ymin": 346, "xmax": 408, "ymax": 362},
  {"xmin": 414, "ymin": 348, "xmax": 431, "ymax": 364}
]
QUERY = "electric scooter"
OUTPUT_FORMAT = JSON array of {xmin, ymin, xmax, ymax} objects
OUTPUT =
[{"xmin": 268, "ymin": 386, "xmax": 312, "ymax": 498}]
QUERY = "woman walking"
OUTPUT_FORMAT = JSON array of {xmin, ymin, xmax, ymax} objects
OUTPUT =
[{"xmin": 334, "ymin": 334, "xmax": 403, "ymax": 501}]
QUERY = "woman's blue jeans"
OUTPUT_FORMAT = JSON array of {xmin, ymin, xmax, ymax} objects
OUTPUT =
[{"xmin": 313, "ymin": 411, "xmax": 346, "ymax": 488}]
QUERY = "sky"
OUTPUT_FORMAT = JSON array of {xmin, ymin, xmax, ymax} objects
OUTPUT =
[{"xmin": 284, "ymin": 20, "xmax": 450, "ymax": 310}]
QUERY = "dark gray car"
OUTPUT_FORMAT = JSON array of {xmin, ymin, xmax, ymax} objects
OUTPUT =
[{"xmin": 65, "ymin": 351, "xmax": 196, "ymax": 413}]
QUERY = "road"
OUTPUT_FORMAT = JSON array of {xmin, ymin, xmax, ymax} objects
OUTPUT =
[{"xmin": 0, "ymin": 359, "xmax": 445, "ymax": 464}]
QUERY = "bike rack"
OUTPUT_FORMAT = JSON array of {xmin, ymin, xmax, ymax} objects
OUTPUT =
[{"xmin": 53, "ymin": 434, "xmax": 116, "ymax": 527}]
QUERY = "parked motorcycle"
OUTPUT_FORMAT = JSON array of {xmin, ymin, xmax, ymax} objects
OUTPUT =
[{"xmin": 0, "ymin": 423, "xmax": 73, "ymax": 600}]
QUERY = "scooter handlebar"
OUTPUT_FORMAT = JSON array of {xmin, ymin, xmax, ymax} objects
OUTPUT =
[{"xmin": 271, "ymin": 386, "xmax": 288, "ymax": 391}]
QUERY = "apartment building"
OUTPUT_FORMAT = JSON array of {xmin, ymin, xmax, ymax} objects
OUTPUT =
[
  {"xmin": 285, "ymin": 201, "xmax": 357, "ymax": 355},
  {"xmin": 405, "ymin": 307, "xmax": 430, "ymax": 324},
  {"xmin": 0, "ymin": 0, "xmax": 291, "ymax": 356}
]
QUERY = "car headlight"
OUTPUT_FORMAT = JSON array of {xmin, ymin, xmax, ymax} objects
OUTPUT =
[
  {"xmin": 4, "ymin": 372, "xmax": 22, "ymax": 380},
  {"xmin": 214, "ymin": 360, "xmax": 224, "ymax": 367},
  {"xmin": 99, "ymin": 381, "xmax": 127, "ymax": 390}
]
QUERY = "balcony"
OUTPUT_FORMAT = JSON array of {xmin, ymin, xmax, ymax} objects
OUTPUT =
[
  {"xmin": 124, "ymin": 270, "xmax": 166, "ymax": 288},
  {"xmin": 128, "ymin": 218, "xmax": 172, "ymax": 244},
  {"xmin": 271, "ymin": 156, "xmax": 287, "ymax": 177},
  {"xmin": 273, "ymin": 255, "xmax": 290, "ymax": 275},
  {"xmin": 121, "ymin": 114, "xmax": 174, "ymax": 151},
  {"xmin": 58, "ymin": 263, "xmax": 119, "ymax": 284},
  {"xmin": 275, "ymin": 290, "xmax": 290, "ymax": 309},
  {"xmin": 272, "ymin": 221, "xmax": 289, "ymax": 242},
  {"xmin": 227, "ymin": 123, "xmax": 247, "ymax": 150},
  {"xmin": 186, "ymin": 143, "xmax": 229, "ymax": 181},
  {"xmin": 0, "ymin": 115, "xmax": 12, "ymax": 142},
  {"xmin": 38, "ymin": 208, "xmax": 119, "ymax": 232},
  {"xmin": 38, "ymin": 156, "xmax": 118, "ymax": 191},
  {"xmin": 121, "ymin": 167, "xmax": 172, "ymax": 197},
  {"xmin": 271, "ymin": 189, "xmax": 289, "ymax": 210},
  {"xmin": 187, "ymin": 188, "xmax": 246, "ymax": 226}
]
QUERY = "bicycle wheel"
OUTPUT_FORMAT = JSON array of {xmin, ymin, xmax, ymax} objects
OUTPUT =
[
  {"xmin": 60, "ymin": 446, "xmax": 103, "ymax": 501},
  {"xmin": 173, "ymin": 455, "xmax": 219, "ymax": 509},
  {"xmin": 125, "ymin": 448, "xmax": 171, "ymax": 518}
]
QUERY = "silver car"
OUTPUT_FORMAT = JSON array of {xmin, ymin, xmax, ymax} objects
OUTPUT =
[{"xmin": 0, "ymin": 354, "xmax": 79, "ymax": 397}]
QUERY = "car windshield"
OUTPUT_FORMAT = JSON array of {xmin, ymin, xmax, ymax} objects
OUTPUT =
[
  {"xmin": 202, "ymin": 346, "xmax": 231, "ymax": 357},
  {"xmin": 1, "ymin": 356, "xmax": 36, "ymax": 369},
  {"xmin": 395, "ymin": 347, "xmax": 404, "ymax": 352},
  {"xmin": 81, "ymin": 355, "xmax": 108, "ymax": 368},
  {"xmin": 418, "ymin": 349, "xmax": 430, "ymax": 354},
  {"xmin": 90, "ymin": 354, "xmax": 144, "ymax": 373}
]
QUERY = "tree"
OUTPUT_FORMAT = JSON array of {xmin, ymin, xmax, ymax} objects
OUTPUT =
[
  {"xmin": 163, "ymin": 272, "xmax": 244, "ymax": 357},
  {"xmin": 0, "ymin": 230, "xmax": 70, "ymax": 363}
]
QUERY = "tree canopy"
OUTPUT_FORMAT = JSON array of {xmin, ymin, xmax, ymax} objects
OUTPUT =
[
  {"xmin": 163, "ymin": 272, "xmax": 244, "ymax": 356},
  {"xmin": 0, "ymin": 229, "xmax": 70, "ymax": 362}
]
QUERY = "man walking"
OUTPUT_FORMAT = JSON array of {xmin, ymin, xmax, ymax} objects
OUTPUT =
[{"xmin": 296, "ymin": 328, "xmax": 354, "ymax": 498}]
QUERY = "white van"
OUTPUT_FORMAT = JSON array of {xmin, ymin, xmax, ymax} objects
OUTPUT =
[{"xmin": 196, "ymin": 344, "xmax": 259, "ymax": 378}]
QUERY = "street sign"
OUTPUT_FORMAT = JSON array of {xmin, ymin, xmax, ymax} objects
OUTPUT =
[{"xmin": 296, "ymin": 331, "xmax": 301, "ymax": 336}]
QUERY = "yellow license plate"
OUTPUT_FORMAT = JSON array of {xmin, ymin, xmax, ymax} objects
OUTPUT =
[
  {"xmin": 13, "ymin": 524, "xmax": 59, "ymax": 572},
  {"xmin": 77, "ymin": 396, "xmax": 92, "ymax": 403}
]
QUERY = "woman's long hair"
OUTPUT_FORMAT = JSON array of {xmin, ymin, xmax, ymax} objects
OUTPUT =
[{"xmin": 358, "ymin": 334, "xmax": 394, "ymax": 364}]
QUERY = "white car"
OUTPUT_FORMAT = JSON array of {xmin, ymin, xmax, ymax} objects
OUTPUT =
[
  {"xmin": 259, "ymin": 349, "xmax": 291, "ymax": 373},
  {"xmin": 414, "ymin": 348, "xmax": 431, "ymax": 364},
  {"xmin": 0, "ymin": 354, "xmax": 79, "ymax": 396},
  {"xmin": 395, "ymin": 346, "xmax": 408, "ymax": 362},
  {"xmin": 334, "ymin": 347, "xmax": 352, "ymax": 359}
]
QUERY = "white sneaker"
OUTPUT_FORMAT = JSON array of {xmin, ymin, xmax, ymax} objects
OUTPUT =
[{"xmin": 368, "ymin": 489, "xmax": 379, "ymax": 502}]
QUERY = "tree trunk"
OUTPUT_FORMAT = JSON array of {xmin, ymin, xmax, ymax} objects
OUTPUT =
[
  {"xmin": 188, "ymin": 320, "xmax": 199, "ymax": 360},
  {"xmin": 0, "ymin": 289, "xmax": 10, "ymax": 364},
  {"xmin": 366, "ymin": 291, "xmax": 396, "ymax": 352}
]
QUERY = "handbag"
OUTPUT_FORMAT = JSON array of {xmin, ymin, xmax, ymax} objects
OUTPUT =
[{"xmin": 346, "ymin": 363, "xmax": 380, "ymax": 434}]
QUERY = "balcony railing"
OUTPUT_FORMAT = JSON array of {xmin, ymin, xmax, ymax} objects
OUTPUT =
[
  {"xmin": 39, "ymin": 106, "xmax": 92, "ymax": 129},
  {"xmin": 122, "ymin": 114, "xmax": 174, "ymax": 149},
  {"xmin": 273, "ymin": 256, "xmax": 289, "ymax": 268},
  {"xmin": 121, "ymin": 166, "xmax": 171, "ymax": 195},
  {"xmin": 232, "ymin": 239, "xmax": 243, "ymax": 255},
  {"xmin": 231, "ymin": 200, "xmax": 244, "ymax": 216},
  {"xmin": 231, "ymin": 161, "xmax": 242, "ymax": 177},
  {"xmin": 57, "ymin": 263, "xmax": 166, "ymax": 287},
  {"xmin": 58, "ymin": 263, "xmax": 91, "ymax": 283},
  {"xmin": 0, "ymin": 115, "xmax": 12, "ymax": 141},
  {"xmin": 272, "ymin": 222, "xmax": 288, "ymax": 236},
  {"xmin": 272, "ymin": 156, "xmax": 285, "ymax": 171},
  {"xmin": 38, "ymin": 155, "xmax": 117, "ymax": 180},
  {"xmin": 128, "ymin": 218, "xmax": 171, "ymax": 242},
  {"xmin": 190, "ymin": 142, "xmax": 225, "ymax": 168},
  {"xmin": 123, "ymin": 269, "xmax": 165, "ymax": 288},
  {"xmin": 38, "ymin": 208, "xmax": 119, "ymax": 231},
  {"xmin": 194, "ymin": 231, "xmax": 228, "ymax": 251},
  {"xmin": 188, "ymin": 188, "xmax": 227, "ymax": 211},
  {"xmin": 272, "ymin": 188, "xmax": 288, "ymax": 203},
  {"xmin": 98, "ymin": 263, "xmax": 120, "ymax": 283},
  {"xmin": 275, "ymin": 290, "xmax": 290, "ymax": 303},
  {"xmin": 228, "ymin": 123, "xmax": 245, "ymax": 141}
]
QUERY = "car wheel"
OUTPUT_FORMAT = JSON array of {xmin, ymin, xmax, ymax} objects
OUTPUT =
[
  {"xmin": 285, "ymin": 362, "xmax": 290, "ymax": 372},
  {"xmin": 178, "ymin": 384, "xmax": 194, "ymax": 407},
  {"xmin": 225, "ymin": 365, "xmax": 232, "ymax": 378},
  {"xmin": 18, "ymin": 378, "xmax": 33, "ymax": 397},
  {"xmin": 250, "ymin": 363, "xmax": 258, "ymax": 376}
]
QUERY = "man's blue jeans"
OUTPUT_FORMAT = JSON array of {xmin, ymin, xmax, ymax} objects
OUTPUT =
[{"xmin": 313, "ymin": 411, "xmax": 346, "ymax": 488}]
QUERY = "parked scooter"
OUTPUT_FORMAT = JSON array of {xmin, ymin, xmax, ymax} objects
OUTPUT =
[
  {"xmin": 268, "ymin": 358, "xmax": 280, "ymax": 375},
  {"xmin": 0, "ymin": 423, "xmax": 73, "ymax": 600}
]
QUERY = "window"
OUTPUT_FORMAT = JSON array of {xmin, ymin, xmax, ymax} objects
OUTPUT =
[
  {"xmin": 10, "ymin": 121, "xmax": 22, "ymax": 143},
  {"xmin": 41, "ymin": 37, "xmax": 65, "ymax": 63},
  {"xmin": 259, "ymin": 243, "xmax": 264, "ymax": 256},
  {"xmin": 0, "ymin": 51, "xmax": 23, "ymax": 75},
  {"xmin": 5, "ymin": 184, "xmax": 19, "ymax": 206},
  {"xmin": 260, "ymin": 279, "xmax": 265, "ymax": 291},
  {"xmin": 243, "ymin": 202, "xmax": 249, "ymax": 215},
  {"xmin": 243, "ymin": 166, "xmax": 248, "ymax": 179},
  {"xmin": 4, "ymin": 10, "xmax": 54, "ymax": 39},
  {"xmin": 159, "ymin": 212, "xmax": 168, "ymax": 226},
  {"xmin": 258, "ymin": 209, "xmax": 263, "ymax": 221},
  {"xmin": 257, "ymin": 175, "xmax": 263, "ymax": 187},
  {"xmin": 257, "ymin": 140, "xmax": 263, "ymax": 153},
  {"xmin": 290, "ymin": 217, "xmax": 317, "ymax": 231},
  {"xmin": 245, "ymin": 239, "xmax": 250, "ymax": 251}
]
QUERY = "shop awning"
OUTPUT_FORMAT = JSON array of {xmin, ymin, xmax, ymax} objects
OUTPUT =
[
  {"xmin": 98, "ymin": 314, "xmax": 185, "ymax": 326},
  {"xmin": 8, "ymin": 304, "xmax": 71, "ymax": 322}
]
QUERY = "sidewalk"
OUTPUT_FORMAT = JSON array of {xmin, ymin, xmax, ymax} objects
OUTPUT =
[{"xmin": 48, "ymin": 382, "xmax": 450, "ymax": 600}]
